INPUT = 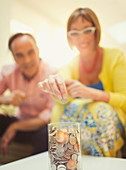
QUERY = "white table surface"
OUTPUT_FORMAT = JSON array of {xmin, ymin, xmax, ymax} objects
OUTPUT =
[{"xmin": 0, "ymin": 152, "xmax": 126, "ymax": 170}]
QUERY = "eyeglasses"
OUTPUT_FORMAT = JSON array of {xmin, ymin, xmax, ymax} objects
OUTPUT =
[{"xmin": 68, "ymin": 27, "xmax": 96, "ymax": 38}]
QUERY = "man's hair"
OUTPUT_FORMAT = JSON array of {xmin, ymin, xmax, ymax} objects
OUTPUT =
[{"xmin": 8, "ymin": 33, "xmax": 37, "ymax": 51}]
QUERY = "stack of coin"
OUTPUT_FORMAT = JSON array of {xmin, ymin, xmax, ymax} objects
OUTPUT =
[{"xmin": 48, "ymin": 126, "xmax": 81, "ymax": 170}]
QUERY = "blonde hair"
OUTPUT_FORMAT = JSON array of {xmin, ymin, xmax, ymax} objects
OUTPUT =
[{"xmin": 67, "ymin": 8, "xmax": 101, "ymax": 49}]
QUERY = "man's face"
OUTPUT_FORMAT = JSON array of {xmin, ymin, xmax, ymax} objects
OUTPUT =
[{"xmin": 11, "ymin": 35, "xmax": 40, "ymax": 79}]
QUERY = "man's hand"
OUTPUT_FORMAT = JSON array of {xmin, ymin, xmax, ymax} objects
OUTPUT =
[
  {"xmin": 0, "ymin": 124, "xmax": 16, "ymax": 156},
  {"xmin": 0, "ymin": 116, "xmax": 47, "ymax": 156},
  {"xmin": 4, "ymin": 90, "xmax": 26, "ymax": 106}
]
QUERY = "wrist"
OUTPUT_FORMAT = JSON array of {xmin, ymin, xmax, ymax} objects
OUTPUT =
[
  {"xmin": 83, "ymin": 86, "xmax": 92, "ymax": 98},
  {"xmin": 9, "ymin": 122, "xmax": 19, "ymax": 132},
  {"xmin": 0, "ymin": 96, "xmax": 10, "ymax": 105},
  {"xmin": 88, "ymin": 87, "xmax": 109, "ymax": 102}
]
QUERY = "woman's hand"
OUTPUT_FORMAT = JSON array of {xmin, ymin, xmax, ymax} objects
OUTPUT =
[
  {"xmin": 65, "ymin": 79, "xmax": 110, "ymax": 102},
  {"xmin": 65, "ymin": 79, "xmax": 90, "ymax": 98},
  {"xmin": 38, "ymin": 74, "xmax": 68, "ymax": 103}
]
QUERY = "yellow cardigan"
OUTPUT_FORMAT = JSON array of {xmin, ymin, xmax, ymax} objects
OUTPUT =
[{"xmin": 51, "ymin": 47, "xmax": 126, "ymax": 127}]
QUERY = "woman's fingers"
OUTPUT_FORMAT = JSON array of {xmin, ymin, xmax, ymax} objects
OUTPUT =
[
  {"xmin": 48, "ymin": 75, "xmax": 62, "ymax": 99},
  {"xmin": 55, "ymin": 75, "xmax": 67, "ymax": 99},
  {"xmin": 43, "ymin": 79, "xmax": 53, "ymax": 94},
  {"xmin": 55, "ymin": 75, "xmax": 68, "ymax": 104},
  {"xmin": 38, "ymin": 79, "xmax": 52, "ymax": 93},
  {"xmin": 38, "ymin": 74, "xmax": 68, "ymax": 104},
  {"xmin": 65, "ymin": 79, "xmax": 74, "ymax": 86}
]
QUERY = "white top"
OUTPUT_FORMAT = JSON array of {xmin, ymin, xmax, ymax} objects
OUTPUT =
[{"xmin": 0, "ymin": 152, "xmax": 126, "ymax": 170}]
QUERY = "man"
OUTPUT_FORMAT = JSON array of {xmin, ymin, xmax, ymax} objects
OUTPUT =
[{"xmin": 0, "ymin": 33, "xmax": 56, "ymax": 158}]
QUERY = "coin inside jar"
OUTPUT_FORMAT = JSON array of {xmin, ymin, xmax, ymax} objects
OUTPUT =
[
  {"xmin": 74, "ymin": 143, "xmax": 79, "ymax": 152},
  {"xmin": 57, "ymin": 164, "xmax": 66, "ymax": 170},
  {"xmin": 56, "ymin": 130, "xmax": 66, "ymax": 144},
  {"xmin": 66, "ymin": 159, "xmax": 76, "ymax": 169},
  {"xmin": 67, "ymin": 143, "xmax": 74, "ymax": 150},
  {"xmin": 64, "ymin": 132, "xmax": 69, "ymax": 144},
  {"xmin": 69, "ymin": 134, "xmax": 77, "ymax": 145},
  {"xmin": 56, "ymin": 149, "xmax": 64, "ymax": 157},
  {"xmin": 48, "ymin": 124, "xmax": 81, "ymax": 170},
  {"xmin": 49, "ymin": 128, "xmax": 57, "ymax": 136},
  {"xmin": 71, "ymin": 153, "xmax": 78, "ymax": 161}
]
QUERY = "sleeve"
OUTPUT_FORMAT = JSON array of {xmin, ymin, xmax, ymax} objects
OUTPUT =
[
  {"xmin": 108, "ymin": 50, "xmax": 126, "ymax": 112},
  {"xmin": 58, "ymin": 64, "xmax": 73, "ymax": 79},
  {"xmin": 0, "ymin": 67, "xmax": 8, "ymax": 94}
]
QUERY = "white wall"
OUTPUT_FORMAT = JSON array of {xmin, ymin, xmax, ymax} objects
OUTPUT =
[
  {"xmin": 1, "ymin": 0, "xmax": 125, "ymax": 70},
  {"xmin": 2, "ymin": 0, "xmax": 76, "ymax": 69},
  {"xmin": 0, "ymin": 0, "xmax": 12, "ymax": 69}
]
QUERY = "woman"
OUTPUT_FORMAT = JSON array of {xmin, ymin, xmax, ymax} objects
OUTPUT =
[{"xmin": 39, "ymin": 8, "xmax": 126, "ymax": 157}]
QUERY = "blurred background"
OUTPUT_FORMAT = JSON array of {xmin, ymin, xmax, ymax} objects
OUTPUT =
[{"xmin": 0, "ymin": 0, "xmax": 126, "ymax": 69}]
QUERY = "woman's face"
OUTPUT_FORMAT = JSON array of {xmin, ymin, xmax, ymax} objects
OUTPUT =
[{"xmin": 68, "ymin": 16, "xmax": 96, "ymax": 54}]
